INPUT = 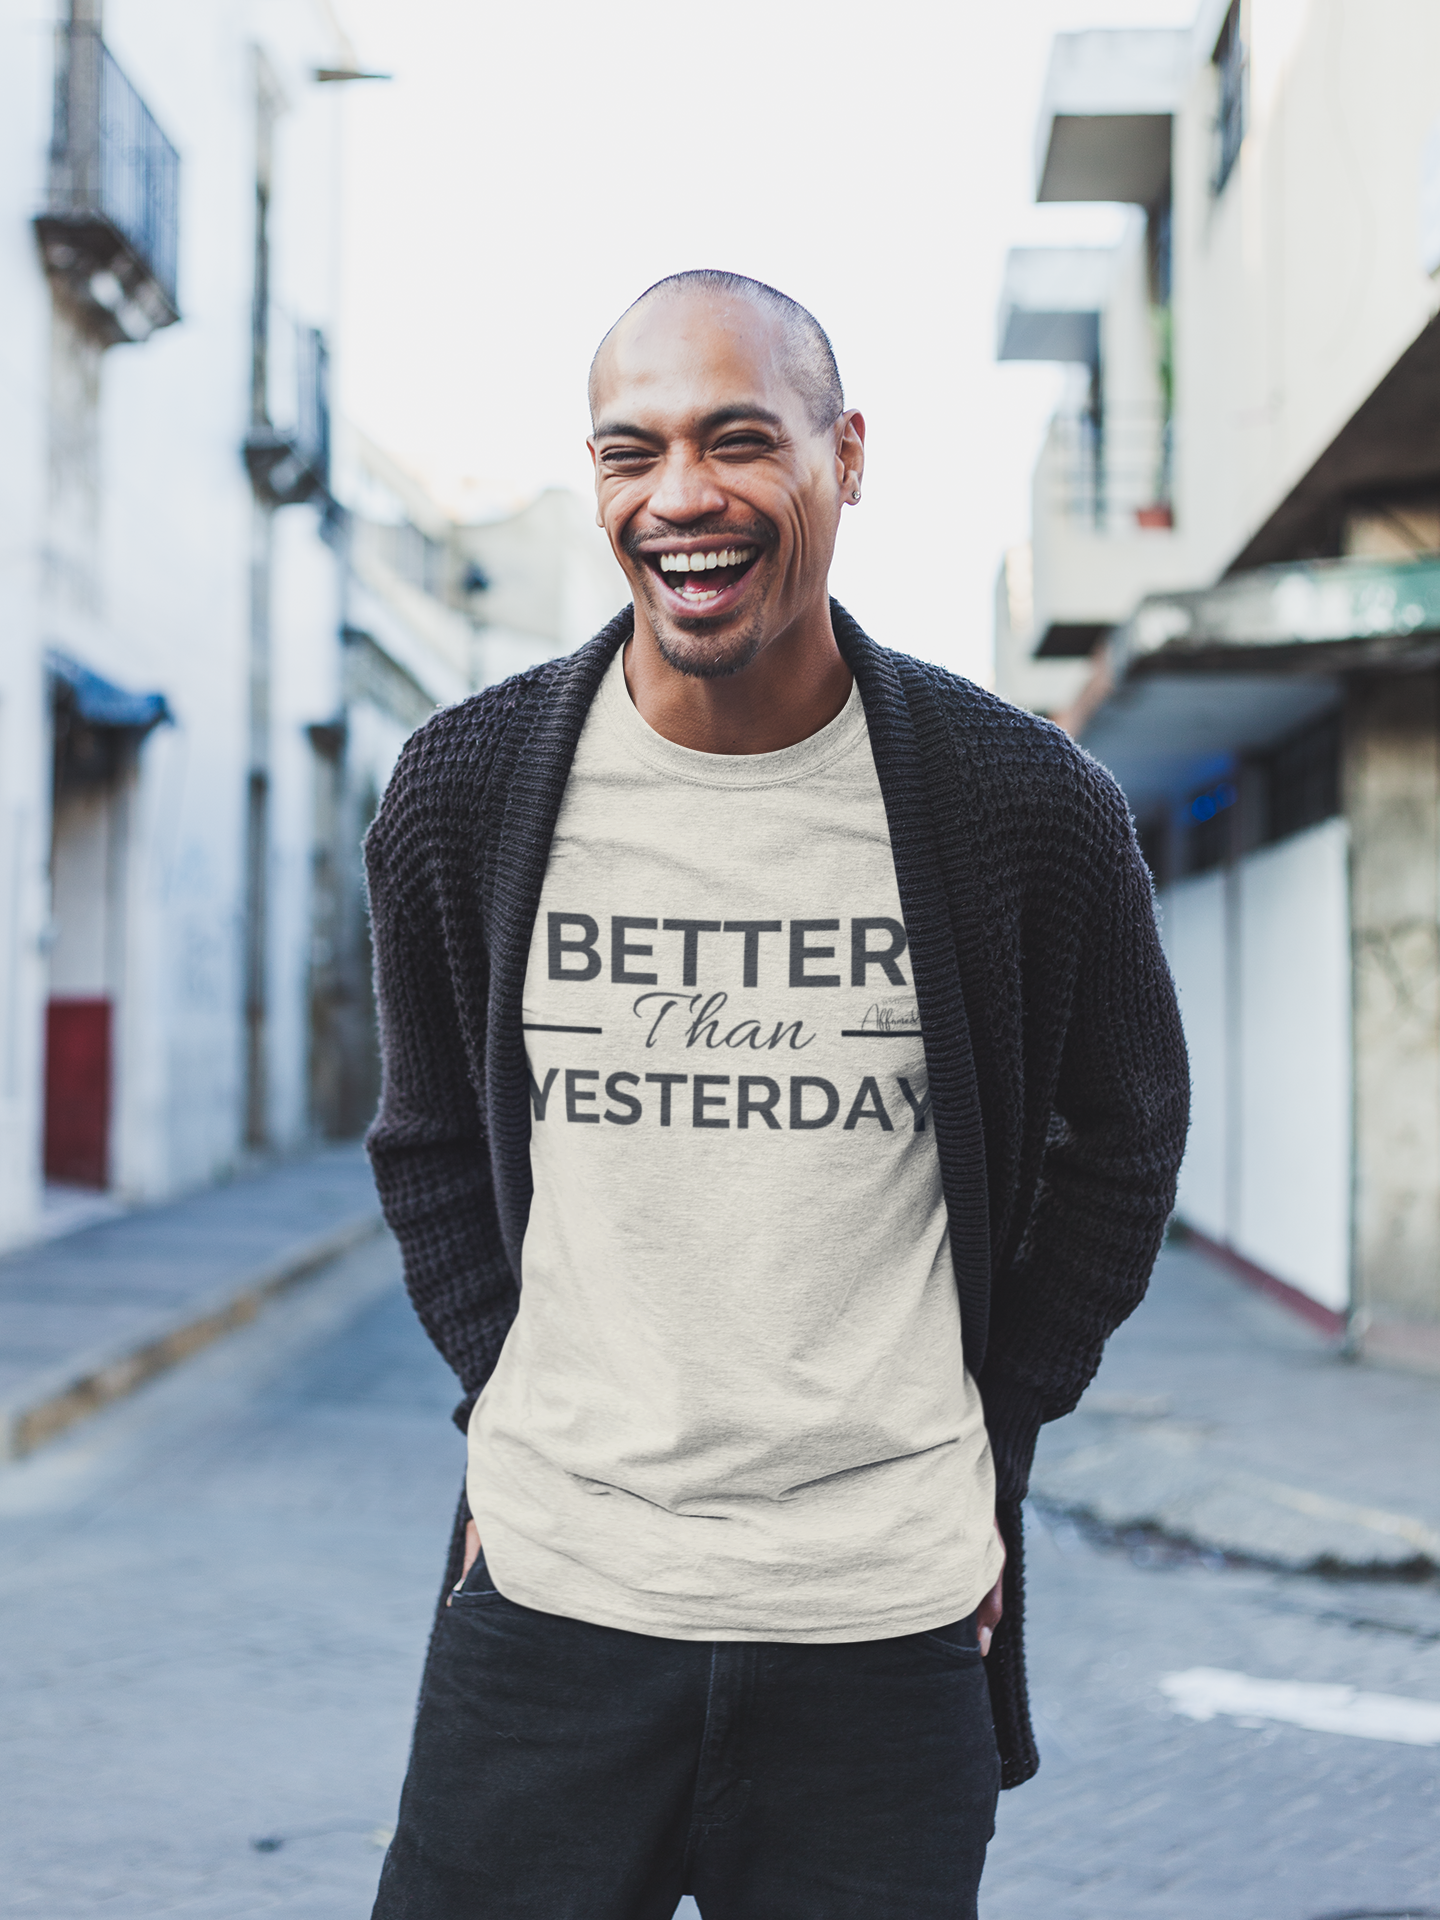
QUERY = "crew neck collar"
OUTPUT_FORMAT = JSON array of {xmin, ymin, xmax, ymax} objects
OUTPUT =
[{"xmin": 594, "ymin": 645, "xmax": 866, "ymax": 790}]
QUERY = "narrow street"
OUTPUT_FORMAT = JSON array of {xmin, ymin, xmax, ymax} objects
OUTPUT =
[
  {"xmin": 2, "ymin": 1237, "xmax": 1437, "ymax": 1919},
  {"xmin": 986, "ymin": 1510, "xmax": 1440, "ymax": 1918},
  {"xmin": 1, "ymin": 1237, "xmax": 457, "ymax": 1919}
]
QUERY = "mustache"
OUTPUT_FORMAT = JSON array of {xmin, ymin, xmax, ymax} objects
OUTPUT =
[{"xmin": 622, "ymin": 518, "xmax": 774, "ymax": 558}]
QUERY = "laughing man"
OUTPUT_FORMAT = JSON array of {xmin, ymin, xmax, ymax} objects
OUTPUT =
[{"xmin": 365, "ymin": 271, "xmax": 1189, "ymax": 1919}]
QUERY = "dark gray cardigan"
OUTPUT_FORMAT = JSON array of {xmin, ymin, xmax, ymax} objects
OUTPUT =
[{"xmin": 364, "ymin": 602, "xmax": 1190, "ymax": 1788}]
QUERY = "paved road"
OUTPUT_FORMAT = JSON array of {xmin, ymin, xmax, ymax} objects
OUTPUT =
[
  {"xmin": 2, "ymin": 1239, "xmax": 1437, "ymax": 1918},
  {"xmin": 986, "ymin": 1511, "xmax": 1440, "ymax": 1919},
  {"xmin": 1, "ymin": 1236, "xmax": 450, "ymax": 1919},
  {"xmin": 1029, "ymin": 1239, "xmax": 1440, "ymax": 1574}
]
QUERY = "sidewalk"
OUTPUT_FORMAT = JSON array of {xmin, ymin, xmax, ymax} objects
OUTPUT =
[
  {"xmin": 1031, "ymin": 1238, "xmax": 1440, "ymax": 1575},
  {"xmin": 7, "ymin": 1151, "xmax": 1434, "ymax": 1574},
  {"xmin": 0, "ymin": 1145, "xmax": 382, "ymax": 1460}
]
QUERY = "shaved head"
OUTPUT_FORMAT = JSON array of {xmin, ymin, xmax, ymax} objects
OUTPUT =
[{"xmin": 589, "ymin": 270, "xmax": 843, "ymax": 436}]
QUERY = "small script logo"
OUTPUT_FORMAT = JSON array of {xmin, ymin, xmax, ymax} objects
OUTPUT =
[{"xmin": 859, "ymin": 1000, "xmax": 921, "ymax": 1034}]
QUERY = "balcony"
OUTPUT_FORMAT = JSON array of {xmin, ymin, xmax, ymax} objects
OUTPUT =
[
  {"xmin": 1041, "ymin": 406, "xmax": 1174, "ymax": 536},
  {"xmin": 996, "ymin": 247, "xmax": 1113, "ymax": 367},
  {"xmin": 353, "ymin": 517, "xmax": 450, "ymax": 600},
  {"xmin": 34, "ymin": 23, "xmax": 180, "ymax": 346},
  {"xmin": 244, "ymin": 325, "xmax": 332, "ymax": 508},
  {"xmin": 1026, "ymin": 402, "xmax": 1198, "ymax": 661},
  {"xmin": 1034, "ymin": 29, "xmax": 1190, "ymax": 208}
]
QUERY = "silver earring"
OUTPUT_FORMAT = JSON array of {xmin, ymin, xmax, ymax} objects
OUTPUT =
[{"xmin": 851, "ymin": 488, "xmax": 861, "ymax": 502}]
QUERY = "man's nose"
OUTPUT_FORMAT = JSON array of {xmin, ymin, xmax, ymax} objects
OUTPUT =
[{"xmin": 646, "ymin": 449, "xmax": 729, "ymax": 524}]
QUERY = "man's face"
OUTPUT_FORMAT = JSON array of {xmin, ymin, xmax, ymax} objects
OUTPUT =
[{"xmin": 589, "ymin": 294, "xmax": 856, "ymax": 680}]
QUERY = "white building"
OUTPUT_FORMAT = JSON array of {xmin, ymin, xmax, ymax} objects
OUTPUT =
[
  {"xmin": 317, "ymin": 433, "xmax": 625, "ymax": 1135},
  {"xmin": 0, "ymin": 0, "xmax": 627, "ymax": 1252},
  {"xmin": 0, "ymin": 0, "xmax": 358, "ymax": 1251},
  {"xmin": 999, "ymin": 1, "xmax": 1440, "ymax": 1370}
]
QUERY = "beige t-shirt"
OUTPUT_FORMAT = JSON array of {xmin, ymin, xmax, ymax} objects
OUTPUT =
[{"xmin": 467, "ymin": 647, "xmax": 1002, "ymax": 1641}]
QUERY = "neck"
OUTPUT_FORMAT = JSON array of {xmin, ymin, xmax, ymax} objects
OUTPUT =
[{"xmin": 623, "ymin": 595, "xmax": 853, "ymax": 754}]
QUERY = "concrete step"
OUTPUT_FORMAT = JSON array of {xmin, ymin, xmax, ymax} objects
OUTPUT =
[{"xmin": 1031, "ymin": 1240, "xmax": 1440, "ymax": 1577}]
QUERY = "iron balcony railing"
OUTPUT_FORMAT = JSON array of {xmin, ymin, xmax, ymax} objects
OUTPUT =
[
  {"xmin": 244, "ymin": 322, "xmax": 333, "ymax": 508},
  {"xmin": 353, "ymin": 517, "xmax": 450, "ymax": 601},
  {"xmin": 1041, "ymin": 405, "xmax": 1175, "ymax": 533},
  {"xmin": 35, "ymin": 22, "xmax": 180, "ymax": 343},
  {"xmin": 295, "ymin": 325, "xmax": 331, "ymax": 489}
]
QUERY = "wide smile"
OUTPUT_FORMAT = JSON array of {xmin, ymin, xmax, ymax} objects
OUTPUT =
[{"xmin": 640, "ymin": 544, "xmax": 763, "ymax": 615}]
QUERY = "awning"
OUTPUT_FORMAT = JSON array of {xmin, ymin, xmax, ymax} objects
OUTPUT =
[
  {"xmin": 1083, "ymin": 672, "xmax": 1342, "ymax": 817},
  {"xmin": 996, "ymin": 247, "xmax": 1114, "ymax": 366},
  {"xmin": 1076, "ymin": 554, "xmax": 1440, "ymax": 813},
  {"xmin": 1112, "ymin": 554, "xmax": 1440, "ymax": 677},
  {"xmin": 1034, "ymin": 29, "xmax": 1190, "ymax": 205},
  {"xmin": 47, "ymin": 651, "xmax": 171, "ymax": 733}
]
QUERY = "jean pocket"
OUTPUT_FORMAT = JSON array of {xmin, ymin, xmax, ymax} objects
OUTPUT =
[
  {"xmin": 920, "ymin": 1611, "xmax": 982, "ymax": 1658},
  {"xmin": 446, "ymin": 1552, "xmax": 501, "ymax": 1607}
]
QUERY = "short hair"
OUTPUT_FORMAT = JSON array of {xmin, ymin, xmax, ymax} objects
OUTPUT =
[{"xmin": 589, "ymin": 270, "xmax": 844, "ymax": 435}]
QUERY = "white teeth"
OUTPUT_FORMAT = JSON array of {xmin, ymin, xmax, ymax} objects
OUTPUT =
[{"xmin": 656, "ymin": 546, "xmax": 757, "ymax": 577}]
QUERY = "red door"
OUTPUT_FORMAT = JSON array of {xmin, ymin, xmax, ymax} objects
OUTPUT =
[{"xmin": 44, "ymin": 997, "xmax": 112, "ymax": 1187}]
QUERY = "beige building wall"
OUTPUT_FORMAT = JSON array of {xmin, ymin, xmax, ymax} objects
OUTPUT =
[
  {"xmin": 1345, "ymin": 674, "xmax": 1440, "ymax": 1332},
  {"xmin": 992, "ymin": 548, "xmax": 1092, "ymax": 717},
  {"xmin": 1172, "ymin": 0, "xmax": 1440, "ymax": 580},
  {"xmin": 1008, "ymin": 3, "xmax": 1440, "ymax": 1354}
]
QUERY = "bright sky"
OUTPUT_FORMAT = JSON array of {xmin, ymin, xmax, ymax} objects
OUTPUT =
[{"xmin": 335, "ymin": 0, "xmax": 1197, "ymax": 681}]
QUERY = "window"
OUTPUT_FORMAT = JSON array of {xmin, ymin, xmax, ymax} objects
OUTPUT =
[
  {"xmin": 1173, "ymin": 715, "xmax": 1340, "ymax": 882},
  {"xmin": 1262, "ymin": 715, "xmax": 1340, "ymax": 845},
  {"xmin": 1212, "ymin": 2, "xmax": 1246, "ymax": 197},
  {"xmin": 1184, "ymin": 779, "xmax": 1237, "ymax": 875}
]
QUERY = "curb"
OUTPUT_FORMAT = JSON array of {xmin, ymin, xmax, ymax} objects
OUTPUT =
[
  {"xmin": 1028, "ymin": 1449, "xmax": 1440, "ymax": 1580},
  {"xmin": 0, "ymin": 1209, "xmax": 385, "ymax": 1463},
  {"xmin": 1030, "ymin": 1493, "xmax": 1440, "ymax": 1582}
]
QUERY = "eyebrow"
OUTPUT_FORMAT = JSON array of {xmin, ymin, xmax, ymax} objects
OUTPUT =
[{"xmin": 592, "ymin": 405, "xmax": 785, "ymax": 441}]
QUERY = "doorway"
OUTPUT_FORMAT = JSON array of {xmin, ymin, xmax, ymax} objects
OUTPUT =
[{"xmin": 42, "ymin": 656, "xmax": 167, "ymax": 1189}]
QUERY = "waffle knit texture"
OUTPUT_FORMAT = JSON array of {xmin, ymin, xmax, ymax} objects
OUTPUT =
[{"xmin": 364, "ymin": 602, "xmax": 1191, "ymax": 1789}]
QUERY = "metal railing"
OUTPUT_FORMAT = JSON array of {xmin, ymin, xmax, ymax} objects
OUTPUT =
[
  {"xmin": 244, "ymin": 321, "xmax": 332, "ymax": 506},
  {"xmin": 1041, "ymin": 406, "xmax": 1175, "ymax": 532},
  {"xmin": 294, "ymin": 326, "xmax": 331, "ymax": 489},
  {"xmin": 353, "ymin": 517, "xmax": 449, "ymax": 600},
  {"xmin": 47, "ymin": 22, "xmax": 180, "ymax": 309}
]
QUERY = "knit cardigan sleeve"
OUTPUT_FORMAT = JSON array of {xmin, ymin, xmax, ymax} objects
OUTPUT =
[
  {"xmin": 980, "ymin": 751, "xmax": 1190, "ymax": 1469},
  {"xmin": 364, "ymin": 721, "xmax": 520, "ymax": 1422}
]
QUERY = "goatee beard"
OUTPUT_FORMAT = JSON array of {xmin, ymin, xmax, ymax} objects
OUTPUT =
[{"xmin": 653, "ymin": 612, "xmax": 766, "ymax": 681}]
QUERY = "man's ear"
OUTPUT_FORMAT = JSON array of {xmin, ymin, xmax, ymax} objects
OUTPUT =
[{"xmin": 836, "ymin": 409, "xmax": 866, "ymax": 505}]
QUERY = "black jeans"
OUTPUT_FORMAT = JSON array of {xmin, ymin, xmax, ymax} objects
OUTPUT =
[{"xmin": 372, "ymin": 1552, "xmax": 1001, "ymax": 1920}]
